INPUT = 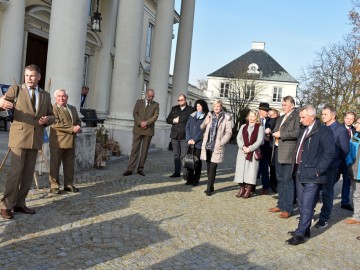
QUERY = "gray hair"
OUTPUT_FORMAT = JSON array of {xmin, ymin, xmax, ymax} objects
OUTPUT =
[
  {"xmin": 54, "ymin": 89, "xmax": 68, "ymax": 98},
  {"xmin": 300, "ymin": 104, "xmax": 316, "ymax": 116}
]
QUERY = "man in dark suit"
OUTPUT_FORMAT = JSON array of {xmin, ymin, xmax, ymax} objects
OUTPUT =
[
  {"xmin": 166, "ymin": 94, "xmax": 194, "ymax": 178},
  {"xmin": 49, "ymin": 89, "xmax": 82, "ymax": 194},
  {"xmin": 287, "ymin": 104, "xmax": 335, "ymax": 245},
  {"xmin": 315, "ymin": 105, "xmax": 349, "ymax": 229},
  {"xmin": 269, "ymin": 96, "xmax": 300, "ymax": 218},
  {"xmin": 338, "ymin": 111, "xmax": 357, "ymax": 211},
  {"xmin": 0, "ymin": 64, "xmax": 54, "ymax": 219},
  {"xmin": 123, "ymin": 89, "xmax": 159, "ymax": 176},
  {"xmin": 258, "ymin": 102, "xmax": 272, "ymax": 194},
  {"xmin": 80, "ymin": 86, "xmax": 89, "ymax": 108}
]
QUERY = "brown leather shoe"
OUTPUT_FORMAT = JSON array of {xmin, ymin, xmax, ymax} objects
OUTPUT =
[
  {"xmin": 345, "ymin": 218, "xmax": 360, "ymax": 224},
  {"xmin": 260, "ymin": 189, "xmax": 269, "ymax": 195},
  {"xmin": 64, "ymin": 186, "xmax": 79, "ymax": 193},
  {"xmin": 242, "ymin": 184, "xmax": 252, "ymax": 199},
  {"xmin": 269, "ymin": 207, "xmax": 281, "ymax": 213},
  {"xmin": 279, "ymin": 211, "xmax": 291, "ymax": 218},
  {"xmin": 1, "ymin": 209, "xmax": 13, "ymax": 219},
  {"xmin": 13, "ymin": 206, "xmax": 36, "ymax": 214},
  {"xmin": 123, "ymin": 170, "xmax": 133, "ymax": 176},
  {"xmin": 235, "ymin": 186, "xmax": 246, "ymax": 198}
]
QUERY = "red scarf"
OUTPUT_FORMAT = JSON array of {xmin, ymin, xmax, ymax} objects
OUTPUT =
[{"xmin": 242, "ymin": 123, "xmax": 260, "ymax": 161}]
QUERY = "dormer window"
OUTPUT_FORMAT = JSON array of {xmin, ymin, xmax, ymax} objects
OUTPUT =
[{"xmin": 247, "ymin": 63, "xmax": 259, "ymax": 74}]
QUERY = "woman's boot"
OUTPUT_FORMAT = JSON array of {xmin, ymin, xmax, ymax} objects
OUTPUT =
[
  {"xmin": 242, "ymin": 184, "xmax": 252, "ymax": 199},
  {"xmin": 235, "ymin": 184, "xmax": 246, "ymax": 198}
]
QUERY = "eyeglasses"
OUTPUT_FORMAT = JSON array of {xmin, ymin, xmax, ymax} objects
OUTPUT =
[{"xmin": 356, "ymin": 122, "xmax": 360, "ymax": 125}]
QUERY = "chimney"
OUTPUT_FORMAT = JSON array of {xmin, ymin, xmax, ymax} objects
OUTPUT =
[{"xmin": 251, "ymin": 41, "xmax": 265, "ymax": 50}]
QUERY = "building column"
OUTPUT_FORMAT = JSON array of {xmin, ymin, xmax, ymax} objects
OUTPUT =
[
  {"xmin": 45, "ymin": 0, "xmax": 89, "ymax": 108},
  {"xmin": 108, "ymin": 0, "xmax": 144, "ymax": 121},
  {"xmin": 149, "ymin": 0, "xmax": 175, "ymax": 122},
  {"xmin": 171, "ymin": 0, "xmax": 195, "ymax": 106},
  {"xmin": 0, "ymin": 0, "xmax": 26, "ymax": 85},
  {"xmin": 90, "ymin": 0, "xmax": 118, "ymax": 118}
]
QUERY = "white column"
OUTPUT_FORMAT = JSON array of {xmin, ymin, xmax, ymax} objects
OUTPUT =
[
  {"xmin": 171, "ymin": 0, "xmax": 195, "ymax": 106},
  {"xmin": 108, "ymin": 0, "xmax": 144, "ymax": 121},
  {"xmin": 0, "ymin": 0, "xmax": 26, "ymax": 84},
  {"xmin": 45, "ymin": 0, "xmax": 89, "ymax": 108},
  {"xmin": 149, "ymin": 0, "xmax": 175, "ymax": 121},
  {"xmin": 91, "ymin": 0, "xmax": 118, "ymax": 117}
]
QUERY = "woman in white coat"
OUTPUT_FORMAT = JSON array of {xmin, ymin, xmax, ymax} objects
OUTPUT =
[{"xmin": 234, "ymin": 110, "xmax": 264, "ymax": 199}]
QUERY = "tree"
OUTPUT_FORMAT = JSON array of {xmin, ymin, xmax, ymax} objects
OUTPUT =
[
  {"xmin": 297, "ymin": 34, "xmax": 360, "ymax": 117},
  {"xmin": 196, "ymin": 79, "xmax": 208, "ymax": 90}
]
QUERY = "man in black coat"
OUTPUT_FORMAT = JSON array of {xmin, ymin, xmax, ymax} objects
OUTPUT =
[
  {"xmin": 286, "ymin": 104, "xmax": 335, "ymax": 245},
  {"xmin": 166, "ymin": 94, "xmax": 194, "ymax": 178}
]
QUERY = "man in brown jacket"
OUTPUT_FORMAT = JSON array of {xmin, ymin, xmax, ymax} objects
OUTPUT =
[
  {"xmin": 49, "ymin": 89, "xmax": 82, "ymax": 194},
  {"xmin": 0, "ymin": 64, "xmax": 54, "ymax": 219},
  {"xmin": 123, "ymin": 89, "xmax": 159, "ymax": 176}
]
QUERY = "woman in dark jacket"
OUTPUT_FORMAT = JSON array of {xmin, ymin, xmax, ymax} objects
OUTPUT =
[{"xmin": 185, "ymin": 99, "xmax": 209, "ymax": 186}]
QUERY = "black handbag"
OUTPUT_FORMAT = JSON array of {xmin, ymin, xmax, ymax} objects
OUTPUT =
[{"xmin": 181, "ymin": 145, "xmax": 199, "ymax": 170}]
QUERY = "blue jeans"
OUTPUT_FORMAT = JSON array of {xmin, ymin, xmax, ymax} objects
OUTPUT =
[
  {"xmin": 274, "ymin": 147, "xmax": 294, "ymax": 213},
  {"xmin": 294, "ymin": 180, "xmax": 320, "ymax": 236},
  {"xmin": 319, "ymin": 167, "xmax": 338, "ymax": 222}
]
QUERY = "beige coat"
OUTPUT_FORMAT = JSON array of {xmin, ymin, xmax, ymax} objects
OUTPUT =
[
  {"xmin": 200, "ymin": 112, "xmax": 232, "ymax": 163},
  {"xmin": 3, "ymin": 84, "xmax": 54, "ymax": 150},
  {"xmin": 49, "ymin": 104, "xmax": 81, "ymax": 149},
  {"xmin": 132, "ymin": 99, "xmax": 159, "ymax": 136}
]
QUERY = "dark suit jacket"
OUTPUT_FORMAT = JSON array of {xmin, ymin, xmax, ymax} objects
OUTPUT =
[
  {"xmin": 50, "ymin": 104, "xmax": 81, "ymax": 149},
  {"xmin": 166, "ymin": 104, "xmax": 194, "ymax": 140},
  {"xmin": 271, "ymin": 109, "xmax": 300, "ymax": 164},
  {"xmin": 2, "ymin": 84, "xmax": 54, "ymax": 150},
  {"xmin": 132, "ymin": 99, "xmax": 159, "ymax": 136},
  {"xmin": 342, "ymin": 123, "xmax": 356, "ymax": 138}
]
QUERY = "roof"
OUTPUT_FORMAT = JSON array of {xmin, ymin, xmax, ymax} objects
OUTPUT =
[{"xmin": 207, "ymin": 49, "xmax": 298, "ymax": 84}]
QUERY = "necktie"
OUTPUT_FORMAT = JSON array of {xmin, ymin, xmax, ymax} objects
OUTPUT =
[
  {"xmin": 348, "ymin": 127, "xmax": 352, "ymax": 138},
  {"xmin": 296, "ymin": 128, "xmax": 309, "ymax": 164},
  {"xmin": 63, "ymin": 106, "xmax": 72, "ymax": 121},
  {"xmin": 31, "ymin": 89, "xmax": 36, "ymax": 112},
  {"xmin": 275, "ymin": 114, "xmax": 288, "ymax": 145}
]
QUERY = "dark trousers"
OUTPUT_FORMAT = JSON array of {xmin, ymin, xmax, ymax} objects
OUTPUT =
[
  {"xmin": 294, "ymin": 178, "xmax": 320, "ymax": 236},
  {"xmin": 206, "ymin": 150, "xmax": 218, "ymax": 191},
  {"xmin": 318, "ymin": 167, "xmax": 338, "ymax": 222},
  {"xmin": 269, "ymin": 164, "xmax": 277, "ymax": 190},
  {"xmin": 172, "ymin": 139, "xmax": 188, "ymax": 175},
  {"xmin": 186, "ymin": 147, "xmax": 202, "ymax": 183},
  {"xmin": 274, "ymin": 147, "xmax": 294, "ymax": 213},
  {"xmin": 258, "ymin": 157, "xmax": 270, "ymax": 190},
  {"xmin": 338, "ymin": 161, "xmax": 351, "ymax": 206}
]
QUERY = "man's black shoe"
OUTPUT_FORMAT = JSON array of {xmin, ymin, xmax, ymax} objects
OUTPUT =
[
  {"xmin": 137, "ymin": 170, "xmax": 145, "ymax": 176},
  {"xmin": 288, "ymin": 230, "xmax": 310, "ymax": 238},
  {"xmin": 286, "ymin": 235, "xmax": 305, "ymax": 245},
  {"xmin": 123, "ymin": 170, "xmax": 133, "ymax": 176},
  {"xmin": 169, "ymin": 173, "xmax": 180, "ymax": 178},
  {"xmin": 341, "ymin": 204, "xmax": 354, "ymax": 211}
]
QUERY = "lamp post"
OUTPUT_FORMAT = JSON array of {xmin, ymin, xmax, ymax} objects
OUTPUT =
[{"xmin": 91, "ymin": 0, "xmax": 102, "ymax": 32}]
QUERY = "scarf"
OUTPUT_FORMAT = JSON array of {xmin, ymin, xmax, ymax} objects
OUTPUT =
[
  {"xmin": 242, "ymin": 122, "xmax": 260, "ymax": 161},
  {"xmin": 206, "ymin": 111, "xmax": 224, "ymax": 151}
]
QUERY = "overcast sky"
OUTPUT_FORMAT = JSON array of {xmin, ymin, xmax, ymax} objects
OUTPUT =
[{"xmin": 171, "ymin": 0, "xmax": 353, "ymax": 85}]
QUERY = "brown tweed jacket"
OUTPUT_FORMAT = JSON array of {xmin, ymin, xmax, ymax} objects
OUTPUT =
[
  {"xmin": 271, "ymin": 109, "xmax": 300, "ymax": 164},
  {"xmin": 132, "ymin": 99, "xmax": 159, "ymax": 136}
]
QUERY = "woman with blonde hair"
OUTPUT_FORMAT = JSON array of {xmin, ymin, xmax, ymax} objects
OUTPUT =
[
  {"xmin": 200, "ymin": 99, "xmax": 232, "ymax": 196},
  {"xmin": 234, "ymin": 110, "xmax": 264, "ymax": 199}
]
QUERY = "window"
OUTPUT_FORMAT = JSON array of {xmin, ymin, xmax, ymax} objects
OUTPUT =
[
  {"xmin": 245, "ymin": 84, "xmax": 255, "ymax": 99},
  {"xmin": 220, "ymin": 83, "xmax": 229, "ymax": 97},
  {"xmin": 145, "ymin": 23, "xmax": 154, "ymax": 63},
  {"xmin": 273, "ymin": 87, "xmax": 282, "ymax": 102},
  {"xmin": 247, "ymin": 63, "xmax": 259, "ymax": 74},
  {"xmin": 82, "ymin": 55, "xmax": 89, "ymax": 87}
]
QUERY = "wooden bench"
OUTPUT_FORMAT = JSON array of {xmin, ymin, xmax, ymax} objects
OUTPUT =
[{"xmin": 80, "ymin": 109, "xmax": 105, "ymax": 127}]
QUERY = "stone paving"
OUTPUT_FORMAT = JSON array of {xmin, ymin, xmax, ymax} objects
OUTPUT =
[{"xmin": 0, "ymin": 144, "xmax": 360, "ymax": 269}]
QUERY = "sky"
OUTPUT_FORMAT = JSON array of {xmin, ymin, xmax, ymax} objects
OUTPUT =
[{"xmin": 171, "ymin": 0, "xmax": 354, "ymax": 86}]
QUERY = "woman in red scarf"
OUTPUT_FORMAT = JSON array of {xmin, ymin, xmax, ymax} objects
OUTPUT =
[{"xmin": 234, "ymin": 110, "xmax": 264, "ymax": 198}]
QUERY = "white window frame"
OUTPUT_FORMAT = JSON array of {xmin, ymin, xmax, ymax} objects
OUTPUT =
[
  {"xmin": 83, "ymin": 55, "xmax": 89, "ymax": 87},
  {"xmin": 245, "ymin": 84, "xmax": 255, "ymax": 99},
  {"xmin": 273, "ymin": 86, "xmax": 282, "ymax": 102},
  {"xmin": 220, "ymin": 82, "xmax": 229, "ymax": 98},
  {"xmin": 145, "ymin": 23, "xmax": 154, "ymax": 63}
]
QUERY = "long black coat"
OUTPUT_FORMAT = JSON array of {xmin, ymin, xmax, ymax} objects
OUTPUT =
[{"xmin": 166, "ymin": 104, "xmax": 194, "ymax": 140}]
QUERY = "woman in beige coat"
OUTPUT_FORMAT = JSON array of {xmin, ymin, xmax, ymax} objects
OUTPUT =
[
  {"xmin": 234, "ymin": 110, "xmax": 264, "ymax": 199},
  {"xmin": 200, "ymin": 99, "xmax": 232, "ymax": 196}
]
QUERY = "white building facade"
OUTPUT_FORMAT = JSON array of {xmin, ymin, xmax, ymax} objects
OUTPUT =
[{"xmin": 0, "ymin": 0, "xmax": 196, "ymax": 155}]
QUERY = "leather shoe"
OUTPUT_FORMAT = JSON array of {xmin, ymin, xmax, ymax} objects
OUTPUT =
[
  {"xmin": 137, "ymin": 170, "xmax": 145, "ymax": 176},
  {"xmin": 345, "ymin": 218, "xmax": 360, "ymax": 224},
  {"xmin": 1, "ymin": 209, "xmax": 13, "ymax": 219},
  {"xmin": 288, "ymin": 230, "xmax": 310, "ymax": 238},
  {"xmin": 64, "ymin": 186, "xmax": 79, "ymax": 193},
  {"xmin": 169, "ymin": 173, "xmax": 181, "ymax": 178},
  {"xmin": 341, "ymin": 204, "xmax": 354, "ymax": 211},
  {"xmin": 279, "ymin": 211, "xmax": 291, "ymax": 218},
  {"xmin": 50, "ymin": 188, "xmax": 61, "ymax": 194},
  {"xmin": 123, "ymin": 170, "xmax": 133, "ymax": 176},
  {"xmin": 260, "ymin": 189, "xmax": 269, "ymax": 195},
  {"xmin": 13, "ymin": 206, "xmax": 36, "ymax": 214},
  {"xmin": 286, "ymin": 235, "xmax": 305, "ymax": 245},
  {"xmin": 269, "ymin": 207, "xmax": 281, "ymax": 213}
]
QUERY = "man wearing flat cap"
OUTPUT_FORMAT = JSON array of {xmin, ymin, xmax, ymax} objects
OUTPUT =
[{"xmin": 258, "ymin": 102, "xmax": 276, "ymax": 195}]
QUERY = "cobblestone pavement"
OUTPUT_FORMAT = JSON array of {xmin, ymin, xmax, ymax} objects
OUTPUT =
[{"xmin": 0, "ymin": 144, "xmax": 360, "ymax": 269}]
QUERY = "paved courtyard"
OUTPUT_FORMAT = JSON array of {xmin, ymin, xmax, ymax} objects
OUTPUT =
[{"xmin": 0, "ymin": 143, "xmax": 359, "ymax": 269}]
